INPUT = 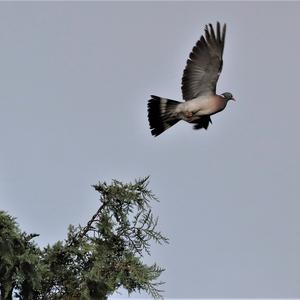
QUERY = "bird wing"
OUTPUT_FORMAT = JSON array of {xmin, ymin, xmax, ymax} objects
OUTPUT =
[
  {"xmin": 181, "ymin": 22, "xmax": 226, "ymax": 101},
  {"xmin": 192, "ymin": 116, "xmax": 212, "ymax": 130}
]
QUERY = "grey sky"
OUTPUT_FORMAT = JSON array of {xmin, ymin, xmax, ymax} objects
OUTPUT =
[{"xmin": 1, "ymin": 1, "xmax": 300, "ymax": 298}]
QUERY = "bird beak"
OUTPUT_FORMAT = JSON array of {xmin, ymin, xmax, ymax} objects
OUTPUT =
[{"xmin": 231, "ymin": 97, "xmax": 236, "ymax": 101}]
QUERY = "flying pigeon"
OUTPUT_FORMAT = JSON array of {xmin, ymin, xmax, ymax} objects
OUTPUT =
[{"xmin": 147, "ymin": 22, "xmax": 235, "ymax": 137}]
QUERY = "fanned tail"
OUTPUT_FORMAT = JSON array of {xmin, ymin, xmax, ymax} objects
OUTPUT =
[{"xmin": 147, "ymin": 95, "xmax": 180, "ymax": 136}]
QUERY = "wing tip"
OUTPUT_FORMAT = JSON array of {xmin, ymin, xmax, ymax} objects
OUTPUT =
[{"xmin": 203, "ymin": 21, "xmax": 227, "ymax": 44}]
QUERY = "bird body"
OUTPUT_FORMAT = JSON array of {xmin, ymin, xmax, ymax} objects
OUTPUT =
[
  {"xmin": 177, "ymin": 95, "xmax": 228, "ymax": 119},
  {"xmin": 147, "ymin": 22, "xmax": 235, "ymax": 137}
]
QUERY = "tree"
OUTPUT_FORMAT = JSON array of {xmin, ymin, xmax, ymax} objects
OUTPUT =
[
  {"xmin": 0, "ymin": 212, "xmax": 41, "ymax": 300},
  {"xmin": 0, "ymin": 177, "xmax": 168, "ymax": 299}
]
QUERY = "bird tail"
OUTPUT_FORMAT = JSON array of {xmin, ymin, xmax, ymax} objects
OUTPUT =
[{"xmin": 147, "ymin": 95, "xmax": 181, "ymax": 136}]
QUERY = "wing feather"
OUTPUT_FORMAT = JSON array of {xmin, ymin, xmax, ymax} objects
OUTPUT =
[{"xmin": 181, "ymin": 22, "xmax": 226, "ymax": 101}]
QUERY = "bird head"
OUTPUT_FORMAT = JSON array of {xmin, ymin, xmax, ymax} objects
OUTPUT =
[{"xmin": 221, "ymin": 92, "xmax": 235, "ymax": 101}]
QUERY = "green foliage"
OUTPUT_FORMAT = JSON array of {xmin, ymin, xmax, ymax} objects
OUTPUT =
[
  {"xmin": 0, "ymin": 211, "xmax": 41, "ymax": 300},
  {"xmin": 0, "ymin": 177, "xmax": 168, "ymax": 299}
]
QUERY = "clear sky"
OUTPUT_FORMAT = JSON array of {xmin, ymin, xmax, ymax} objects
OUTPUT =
[{"xmin": 1, "ymin": 1, "xmax": 300, "ymax": 298}]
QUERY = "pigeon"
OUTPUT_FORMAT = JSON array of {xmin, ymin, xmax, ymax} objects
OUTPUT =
[{"xmin": 147, "ymin": 22, "xmax": 235, "ymax": 137}]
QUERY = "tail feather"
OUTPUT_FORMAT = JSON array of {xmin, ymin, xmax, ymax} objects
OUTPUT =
[{"xmin": 147, "ymin": 95, "xmax": 180, "ymax": 136}]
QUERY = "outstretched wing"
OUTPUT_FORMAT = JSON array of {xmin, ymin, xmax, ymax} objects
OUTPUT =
[{"xmin": 181, "ymin": 22, "xmax": 226, "ymax": 101}]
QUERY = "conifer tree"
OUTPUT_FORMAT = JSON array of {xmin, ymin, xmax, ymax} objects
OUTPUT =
[
  {"xmin": 0, "ymin": 177, "xmax": 168, "ymax": 299},
  {"xmin": 0, "ymin": 211, "xmax": 41, "ymax": 299}
]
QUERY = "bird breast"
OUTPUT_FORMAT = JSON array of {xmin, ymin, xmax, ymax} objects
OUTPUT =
[{"xmin": 178, "ymin": 95, "xmax": 227, "ymax": 117}]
